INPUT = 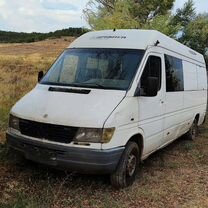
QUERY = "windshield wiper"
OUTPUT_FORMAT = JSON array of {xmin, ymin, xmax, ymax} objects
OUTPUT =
[
  {"xmin": 71, "ymin": 82, "xmax": 106, "ymax": 89},
  {"xmin": 42, "ymin": 81, "xmax": 122, "ymax": 90}
]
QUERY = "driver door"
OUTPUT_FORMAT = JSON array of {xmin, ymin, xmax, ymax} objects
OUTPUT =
[{"xmin": 137, "ymin": 53, "xmax": 165, "ymax": 156}]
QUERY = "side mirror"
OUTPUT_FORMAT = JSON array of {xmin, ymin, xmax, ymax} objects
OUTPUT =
[
  {"xmin": 135, "ymin": 77, "xmax": 159, "ymax": 97},
  {"xmin": 38, "ymin": 71, "xmax": 44, "ymax": 82}
]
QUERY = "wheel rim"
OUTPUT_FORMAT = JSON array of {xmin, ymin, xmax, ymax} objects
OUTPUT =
[{"xmin": 126, "ymin": 153, "xmax": 137, "ymax": 177}]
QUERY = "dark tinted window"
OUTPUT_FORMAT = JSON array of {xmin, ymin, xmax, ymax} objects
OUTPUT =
[
  {"xmin": 140, "ymin": 55, "xmax": 162, "ymax": 94},
  {"xmin": 165, "ymin": 55, "xmax": 184, "ymax": 92}
]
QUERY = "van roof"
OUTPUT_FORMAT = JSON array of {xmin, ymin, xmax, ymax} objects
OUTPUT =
[{"xmin": 68, "ymin": 29, "xmax": 205, "ymax": 64}]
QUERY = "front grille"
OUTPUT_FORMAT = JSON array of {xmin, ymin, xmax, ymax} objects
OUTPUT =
[{"xmin": 19, "ymin": 119, "xmax": 78, "ymax": 144}]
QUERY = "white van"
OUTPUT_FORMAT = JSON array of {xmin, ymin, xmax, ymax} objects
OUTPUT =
[{"xmin": 7, "ymin": 30, "xmax": 207, "ymax": 188}]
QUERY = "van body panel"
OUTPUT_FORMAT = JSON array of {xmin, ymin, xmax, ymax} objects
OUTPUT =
[
  {"xmin": 11, "ymin": 84, "xmax": 126, "ymax": 128},
  {"xmin": 197, "ymin": 66, "xmax": 207, "ymax": 90},
  {"xmin": 183, "ymin": 61, "xmax": 198, "ymax": 90},
  {"xmin": 102, "ymin": 97, "xmax": 145, "ymax": 149}
]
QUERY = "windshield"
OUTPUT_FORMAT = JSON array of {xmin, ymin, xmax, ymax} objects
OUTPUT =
[{"xmin": 40, "ymin": 48, "xmax": 144, "ymax": 90}]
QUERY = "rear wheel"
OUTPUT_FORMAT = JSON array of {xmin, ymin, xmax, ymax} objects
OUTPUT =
[
  {"xmin": 110, "ymin": 142, "xmax": 140, "ymax": 189},
  {"xmin": 185, "ymin": 118, "xmax": 198, "ymax": 140}
]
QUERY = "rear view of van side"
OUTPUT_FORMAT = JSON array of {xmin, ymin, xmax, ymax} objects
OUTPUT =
[{"xmin": 7, "ymin": 30, "xmax": 207, "ymax": 188}]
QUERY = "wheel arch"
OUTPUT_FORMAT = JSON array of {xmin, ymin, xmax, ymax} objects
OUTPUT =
[{"xmin": 127, "ymin": 133, "xmax": 144, "ymax": 160}]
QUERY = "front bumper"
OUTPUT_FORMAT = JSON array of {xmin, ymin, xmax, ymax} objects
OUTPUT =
[{"xmin": 6, "ymin": 132, "xmax": 124, "ymax": 174}]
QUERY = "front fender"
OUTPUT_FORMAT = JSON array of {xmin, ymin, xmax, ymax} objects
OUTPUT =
[{"xmin": 102, "ymin": 125, "xmax": 145, "ymax": 150}]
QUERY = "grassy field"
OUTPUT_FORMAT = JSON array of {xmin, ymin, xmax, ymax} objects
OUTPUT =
[{"xmin": 0, "ymin": 38, "xmax": 208, "ymax": 208}]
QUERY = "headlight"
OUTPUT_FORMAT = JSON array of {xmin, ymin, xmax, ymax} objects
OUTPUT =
[
  {"xmin": 74, "ymin": 128, "xmax": 115, "ymax": 143},
  {"xmin": 9, "ymin": 114, "xmax": 20, "ymax": 131}
]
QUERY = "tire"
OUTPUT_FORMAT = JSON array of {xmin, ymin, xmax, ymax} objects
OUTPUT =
[
  {"xmin": 185, "ymin": 118, "xmax": 199, "ymax": 140},
  {"xmin": 110, "ymin": 142, "xmax": 140, "ymax": 189}
]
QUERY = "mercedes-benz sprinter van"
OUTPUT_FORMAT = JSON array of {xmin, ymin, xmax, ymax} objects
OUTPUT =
[{"xmin": 7, "ymin": 30, "xmax": 207, "ymax": 188}]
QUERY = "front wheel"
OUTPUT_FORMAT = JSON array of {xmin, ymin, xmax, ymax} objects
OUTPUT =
[{"xmin": 110, "ymin": 142, "xmax": 140, "ymax": 189}]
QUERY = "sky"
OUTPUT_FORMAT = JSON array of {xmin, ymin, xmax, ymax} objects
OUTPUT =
[{"xmin": 0, "ymin": 0, "xmax": 207, "ymax": 33}]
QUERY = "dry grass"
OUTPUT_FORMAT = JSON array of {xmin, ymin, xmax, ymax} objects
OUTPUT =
[
  {"xmin": 0, "ymin": 38, "xmax": 208, "ymax": 208},
  {"xmin": 0, "ymin": 37, "xmax": 72, "ymax": 143}
]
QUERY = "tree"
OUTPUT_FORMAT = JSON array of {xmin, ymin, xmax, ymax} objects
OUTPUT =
[
  {"xmin": 84, "ymin": 1, "xmax": 138, "ymax": 29},
  {"xmin": 180, "ymin": 14, "xmax": 208, "ymax": 67},
  {"xmin": 128, "ymin": 0, "xmax": 175, "ymax": 24},
  {"xmin": 170, "ymin": 0, "xmax": 208, "ymax": 67},
  {"xmin": 143, "ymin": 13, "xmax": 181, "ymax": 38},
  {"xmin": 84, "ymin": 0, "xmax": 175, "ymax": 30},
  {"xmin": 172, "ymin": 0, "xmax": 196, "ymax": 28}
]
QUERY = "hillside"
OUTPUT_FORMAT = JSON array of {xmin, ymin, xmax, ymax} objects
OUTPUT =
[{"xmin": 0, "ymin": 27, "xmax": 89, "ymax": 43}]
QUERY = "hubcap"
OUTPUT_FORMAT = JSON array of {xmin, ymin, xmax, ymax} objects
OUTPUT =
[{"xmin": 127, "ymin": 153, "xmax": 137, "ymax": 177}]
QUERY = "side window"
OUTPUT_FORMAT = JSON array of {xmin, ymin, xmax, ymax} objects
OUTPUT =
[
  {"xmin": 165, "ymin": 55, "xmax": 184, "ymax": 92},
  {"xmin": 140, "ymin": 55, "xmax": 162, "ymax": 96}
]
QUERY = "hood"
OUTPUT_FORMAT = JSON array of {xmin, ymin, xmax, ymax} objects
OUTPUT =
[{"xmin": 11, "ymin": 84, "xmax": 126, "ymax": 128}]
